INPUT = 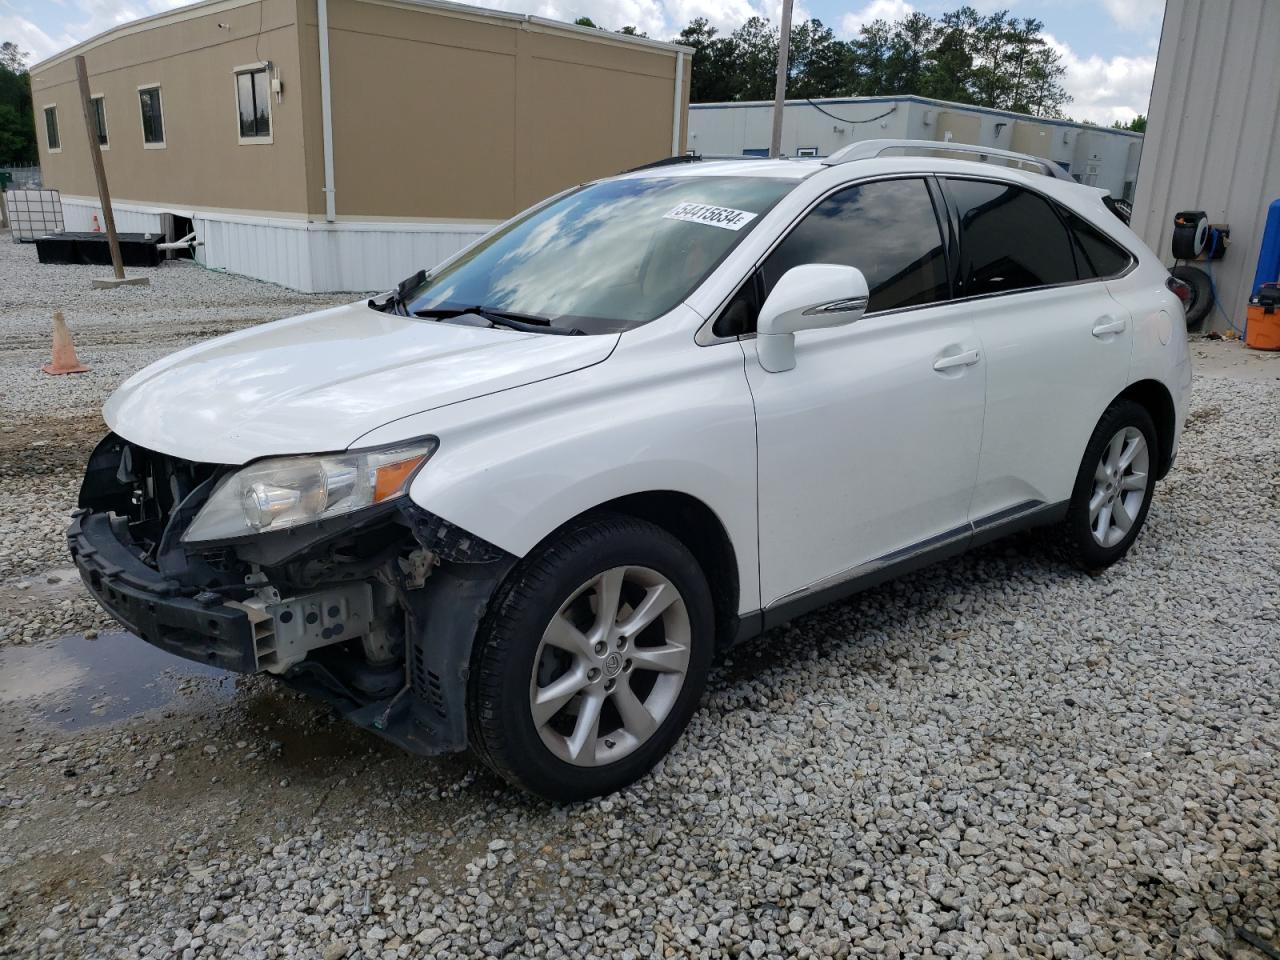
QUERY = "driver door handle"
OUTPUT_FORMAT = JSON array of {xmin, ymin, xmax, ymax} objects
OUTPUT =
[
  {"xmin": 1092, "ymin": 316, "xmax": 1127, "ymax": 337},
  {"xmin": 933, "ymin": 348, "xmax": 981, "ymax": 372}
]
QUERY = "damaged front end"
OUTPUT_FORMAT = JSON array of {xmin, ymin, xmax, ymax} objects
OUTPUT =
[{"xmin": 67, "ymin": 433, "xmax": 514, "ymax": 755}]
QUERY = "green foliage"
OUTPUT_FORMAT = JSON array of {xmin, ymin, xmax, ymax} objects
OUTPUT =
[
  {"xmin": 0, "ymin": 41, "xmax": 36, "ymax": 165},
  {"xmin": 673, "ymin": 5, "xmax": 1071, "ymax": 118},
  {"xmin": 573, "ymin": 17, "xmax": 597, "ymax": 28},
  {"xmin": 1112, "ymin": 114, "xmax": 1146, "ymax": 132}
]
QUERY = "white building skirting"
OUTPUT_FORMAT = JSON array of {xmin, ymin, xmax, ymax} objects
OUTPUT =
[{"xmin": 60, "ymin": 196, "xmax": 495, "ymax": 293}]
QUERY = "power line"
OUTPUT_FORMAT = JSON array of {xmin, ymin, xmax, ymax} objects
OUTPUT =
[{"xmin": 804, "ymin": 99, "xmax": 898, "ymax": 124}]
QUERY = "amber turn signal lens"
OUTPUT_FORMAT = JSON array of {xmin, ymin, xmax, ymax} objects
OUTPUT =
[{"xmin": 372, "ymin": 455, "xmax": 427, "ymax": 503}]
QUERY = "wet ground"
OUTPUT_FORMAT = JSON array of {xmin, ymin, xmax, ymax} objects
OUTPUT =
[{"xmin": 0, "ymin": 631, "xmax": 234, "ymax": 732}]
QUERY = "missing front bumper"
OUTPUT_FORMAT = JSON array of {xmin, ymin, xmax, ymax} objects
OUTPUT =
[{"xmin": 67, "ymin": 508, "xmax": 259, "ymax": 673}]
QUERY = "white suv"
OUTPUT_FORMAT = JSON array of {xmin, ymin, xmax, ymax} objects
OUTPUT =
[{"xmin": 70, "ymin": 141, "xmax": 1191, "ymax": 800}]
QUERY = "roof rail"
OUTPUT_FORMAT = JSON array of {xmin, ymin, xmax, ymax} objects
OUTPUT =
[{"xmin": 823, "ymin": 139, "xmax": 1075, "ymax": 181}]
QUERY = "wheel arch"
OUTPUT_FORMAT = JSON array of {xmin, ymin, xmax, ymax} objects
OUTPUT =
[
  {"xmin": 550, "ymin": 491, "xmax": 742, "ymax": 651},
  {"xmin": 1115, "ymin": 379, "xmax": 1176, "ymax": 479}
]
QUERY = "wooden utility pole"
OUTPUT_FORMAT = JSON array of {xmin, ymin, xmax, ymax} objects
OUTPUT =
[
  {"xmin": 769, "ymin": 0, "xmax": 794, "ymax": 158},
  {"xmin": 74, "ymin": 54, "xmax": 124, "ymax": 281}
]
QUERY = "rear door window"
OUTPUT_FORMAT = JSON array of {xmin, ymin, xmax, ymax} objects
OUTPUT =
[{"xmin": 945, "ymin": 179, "xmax": 1076, "ymax": 297}]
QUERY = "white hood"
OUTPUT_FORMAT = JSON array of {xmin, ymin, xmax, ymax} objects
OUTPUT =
[{"xmin": 104, "ymin": 301, "xmax": 618, "ymax": 464}]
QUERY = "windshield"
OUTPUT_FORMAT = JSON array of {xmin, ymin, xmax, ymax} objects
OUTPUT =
[{"xmin": 402, "ymin": 175, "xmax": 795, "ymax": 334}]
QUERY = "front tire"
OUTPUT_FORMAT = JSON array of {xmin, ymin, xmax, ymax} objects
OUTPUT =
[
  {"xmin": 467, "ymin": 514, "xmax": 714, "ymax": 801},
  {"xmin": 1060, "ymin": 399, "xmax": 1158, "ymax": 572}
]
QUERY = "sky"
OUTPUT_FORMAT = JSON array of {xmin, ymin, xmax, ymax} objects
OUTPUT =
[{"xmin": 2, "ymin": 0, "xmax": 1164, "ymax": 124}]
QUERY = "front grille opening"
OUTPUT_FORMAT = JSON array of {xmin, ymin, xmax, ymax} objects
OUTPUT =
[{"xmin": 80, "ymin": 435, "xmax": 223, "ymax": 571}]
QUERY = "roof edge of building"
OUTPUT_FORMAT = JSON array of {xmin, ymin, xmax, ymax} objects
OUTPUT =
[
  {"xmin": 31, "ymin": 0, "xmax": 693, "ymax": 74},
  {"xmin": 688, "ymin": 94, "xmax": 1144, "ymax": 138}
]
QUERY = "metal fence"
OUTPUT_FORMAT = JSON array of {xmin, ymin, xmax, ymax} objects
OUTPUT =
[{"xmin": 0, "ymin": 166, "xmax": 42, "ymax": 189}]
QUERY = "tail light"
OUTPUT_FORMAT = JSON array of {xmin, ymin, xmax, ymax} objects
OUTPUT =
[{"xmin": 1167, "ymin": 275, "xmax": 1192, "ymax": 309}]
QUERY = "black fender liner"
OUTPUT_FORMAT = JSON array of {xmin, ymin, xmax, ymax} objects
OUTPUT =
[{"xmin": 398, "ymin": 507, "xmax": 516, "ymax": 752}]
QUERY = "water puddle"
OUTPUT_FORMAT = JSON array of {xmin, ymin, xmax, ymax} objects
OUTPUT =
[{"xmin": 0, "ymin": 631, "xmax": 238, "ymax": 730}]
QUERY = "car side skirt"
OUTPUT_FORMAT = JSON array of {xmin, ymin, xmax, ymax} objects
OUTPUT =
[{"xmin": 731, "ymin": 500, "xmax": 1069, "ymax": 644}]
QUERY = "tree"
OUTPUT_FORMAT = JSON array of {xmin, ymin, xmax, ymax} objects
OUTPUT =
[
  {"xmin": 677, "ymin": 18, "xmax": 739, "ymax": 103},
  {"xmin": 573, "ymin": 17, "xmax": 597, "ymax": 28},
  {"xmin": 0, "ymin": 41, "xmax": 26, "ymax": 72},
  {"xmin": 670, "ymin": 5, "xmax": 1071, "ymax": 118},
  {"xmin": 0, "ymin": 41, "xmax": 35, "ymax": 165},
  {"xmin": 617, "ymin": 26, "xmax": 648, "ymax": 37},
  {"xmin": 787, "ymin": 19, "xmax": 854, "ymax": 99},
  {"xmin": 729, "ymin": 17, "xmax": 779, "ymax": 102},
  {"xmin": 1113, "ymin": 114, "xmax": 1147, "ymax": 133}
]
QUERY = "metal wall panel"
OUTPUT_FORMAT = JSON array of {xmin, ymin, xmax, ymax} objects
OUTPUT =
[
  {"xmin": 687, "ymin": 96, "xmax": 1141, "ymax": 193},
  {"xmin": 1132, "ymin": 0, "xmax": 1280, "ymax": 330},
  {"xmin": 58, "ymin": 196, "xmax": 491, "ymax": 292},
  {"xmin": 62, "ymin": 196, "xmax": 163, "ymax": 234}
]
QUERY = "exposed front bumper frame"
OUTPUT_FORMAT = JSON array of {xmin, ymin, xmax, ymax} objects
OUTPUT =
[
  {"xmin": 67, "ymin": 508, "xmax": 259, "ymax": 673},
  {"xmin": 68, "ymin": 502, "xmax": 517, "ymax": 758}
]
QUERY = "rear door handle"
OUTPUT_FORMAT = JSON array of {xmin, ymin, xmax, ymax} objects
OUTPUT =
[
  {"xmin": 933, "ymin": 349, "xmax": 981, "ymax": 371},
  {"xmin": 1092, "ymin": 316, "xmax": 1127, "ymax": 337}
]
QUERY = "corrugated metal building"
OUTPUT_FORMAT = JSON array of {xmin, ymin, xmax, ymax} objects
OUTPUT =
[
  {"xmin": 29, "ymin": 0, "xmax": 691, "ymax": 292},
  {"xmin": 688, "ymin": 95, "xmax": 1143, "ymax": 200},
  {"xmin": 1130, "ymin": 0, "xmax": 1280, "ymax": 332}
]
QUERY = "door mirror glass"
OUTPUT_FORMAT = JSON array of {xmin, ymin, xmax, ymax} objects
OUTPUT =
[{"xmin": 756, "ymin": 264, "xmax": 869, "ymax": 372}]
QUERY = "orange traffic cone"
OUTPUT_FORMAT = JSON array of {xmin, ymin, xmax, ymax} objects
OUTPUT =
[{"xmin": 42, "ymin": 311, "xmax": 90, "ymax": 375}]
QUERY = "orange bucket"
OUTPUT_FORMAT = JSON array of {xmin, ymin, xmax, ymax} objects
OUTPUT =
[{"xmin": 1246, "ymin": 301, "xmax": 1280, "ymax": 350}]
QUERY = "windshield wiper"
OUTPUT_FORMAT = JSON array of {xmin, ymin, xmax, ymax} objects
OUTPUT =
[
  {"xmin": 369, "ymin": 268, "xmax": 427, "ymax": 315},
  {"xmin": 414, "ymin": 305, "xmax": 585, "ymax": 336}
]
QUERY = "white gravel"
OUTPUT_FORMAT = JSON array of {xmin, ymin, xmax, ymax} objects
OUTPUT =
[{"xmin": 1, "ymin": 233, "xmax": 1278, "ymax": 959}]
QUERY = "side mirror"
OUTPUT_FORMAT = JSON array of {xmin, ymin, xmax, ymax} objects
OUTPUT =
[{"xmin": 756, "ymin": 264, "xmax": 869, "ymax": 373}]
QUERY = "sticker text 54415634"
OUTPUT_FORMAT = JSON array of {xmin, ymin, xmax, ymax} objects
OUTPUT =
[{"xmin": 663, "ymin": 202, "xmax": 758, "ymax": 231}]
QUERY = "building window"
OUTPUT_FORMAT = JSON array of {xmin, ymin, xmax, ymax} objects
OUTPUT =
[
  {"xmin": 90, "ymin": 95, "xmax": 108, "ymax": 147},
  {"xmin": 235, "ymin": 65, "xmax": 271, "ymax": 141},
  {"xmin": 796, "ymin": 147, "xmax": 819, "ymax": 157},
  {"xmin": 138, "ymin": 86, "xmax": 165, "ymax": 147},
  {"xmin": 43, "ymin": 106, "xmax": 60, "ymax": 152}
]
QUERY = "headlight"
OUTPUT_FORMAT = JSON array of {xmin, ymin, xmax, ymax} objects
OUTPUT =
[{"xmin": 182, "ymin": 439, "xmax": 438, "ymax": 543}]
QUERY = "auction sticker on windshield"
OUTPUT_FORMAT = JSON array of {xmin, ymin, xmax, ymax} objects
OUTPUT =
[{"xmin": 663, "ymin": 202, "xmax": 758, "ymax": 231}]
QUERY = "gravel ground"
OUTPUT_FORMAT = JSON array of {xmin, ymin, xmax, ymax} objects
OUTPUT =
[{"xmin": 1, "ymin": 235, "xmax": 1278, "ymax": 960}]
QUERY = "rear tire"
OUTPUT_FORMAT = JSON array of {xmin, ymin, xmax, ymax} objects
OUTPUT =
[
  {"xmin": 1172, "ymin": 264, "xmax": 1213, "ymax": 329},
  {"xmin": 1060, "ymin": 400, "xmax": 1158, "ymax": 572},
  {"xmin": 467, "ymin": 514, "xmax": 714, "ymax": 801}
]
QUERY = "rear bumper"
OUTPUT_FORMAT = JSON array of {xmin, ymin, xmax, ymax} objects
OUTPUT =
[{"xmin": 66, "ymin": 509, "xmax": 259, "ymax": 674}]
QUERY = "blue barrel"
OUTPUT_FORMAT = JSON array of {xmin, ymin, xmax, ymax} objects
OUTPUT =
[{"xmin": 1252, "ymin": 198, "xmax": 1280, "ymax": 297}]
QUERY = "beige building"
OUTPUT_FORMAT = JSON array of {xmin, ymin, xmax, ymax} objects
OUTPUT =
[{"xmin": 30, "ymin": 0, "xmax": 692, "ymax": 291}]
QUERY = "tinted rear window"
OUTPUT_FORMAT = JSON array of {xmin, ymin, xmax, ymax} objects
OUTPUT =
[
  {"xmin": 1062, "ymin": 209, "xmax": 1133, "ymax": 279},
  {"xmin": 946, "ymin": 179, "xmax": 1076, "ymax": 296}
]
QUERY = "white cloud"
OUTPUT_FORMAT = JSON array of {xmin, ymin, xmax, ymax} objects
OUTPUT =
[
  {"xmin": 0, "ymin": 14, "xmax": 75, "ymax": 64},
  {"xmin": 482, "ymin": 0, "xmax": 812, "ymax": 37},
  {"xmin": 1100, "ymin": 0, "xmax": 1164, "ymax": 31},
  {"xmin": 1047, "ymin": 33, "xmax": 1156, "ymax": 125},
  {"xmin": 839, "ymin": 0, "xmax": 913, "ymax": 39},
  {"xmin": 15, "ymin": 0, "xmax": 207, "ymax": 65}
]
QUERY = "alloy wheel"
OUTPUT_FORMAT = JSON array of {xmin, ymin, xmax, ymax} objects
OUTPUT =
[
  {"xmin": 1089, "ymin": 426, "xmax": 1150, "ymax": 548},
  {"xmin": 529, "ymin": 565, "xmax": 691, "ymax": 767}
]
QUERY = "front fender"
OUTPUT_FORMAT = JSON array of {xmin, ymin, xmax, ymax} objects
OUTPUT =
[{"xmin": 353, "ymin": 321, "xmax": 762, "ymax": 615}]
